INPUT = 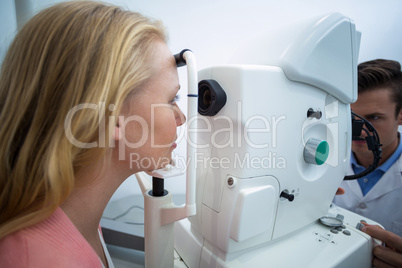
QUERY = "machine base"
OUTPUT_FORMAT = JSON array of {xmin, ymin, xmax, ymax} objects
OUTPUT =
[{"xmin": 174, "ymin": 205, "xmax": 376, "ymax": 268}]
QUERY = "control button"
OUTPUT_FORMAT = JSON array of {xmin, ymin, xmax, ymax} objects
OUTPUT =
[
  {"xmin": 335, "ymin": 226, "xmax": 343, "ymax": 231},
  {"xmin": 343, "ymin": 230, "xmax": 351, "ymax": 236},
  {"xmin": 307, "ymin": 108, "xmax": 322, "ymax": 119},
  {"xmin": 280, "ymin": 191, "xmax": 295, "ymax": 202},
  {"xmin": 320, "ymin": 216, "xmax": 343, "ymax": 227},
  {"xmin": 356, "ymin": 222, "xmax": 364, "ymax": 230},
  {"xmin": 304, "ymin": 138, "xmax": 329, "ymax": 165},
  {"xmin": 336, "ymin": 214, "xmax": 345, "ymax": 221},
  {"xmin": 316, "ymin": 238, "xmax": 324, "ymax": 243},
  {"xmin": 330, "ymin": 228, "xmax": 339, "ymax": 234}
]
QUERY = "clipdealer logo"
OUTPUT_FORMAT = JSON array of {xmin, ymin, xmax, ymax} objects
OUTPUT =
[
  {"xmin": 63, "ymin": 99, "xmax": 342, "ymax": 170},
  {"xmin": 64, "ymin": 101, "xmax": 289, "ymax": 169}
]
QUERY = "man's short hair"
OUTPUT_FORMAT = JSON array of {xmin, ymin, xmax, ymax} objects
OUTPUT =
[{"xmin": 358, "ymin": 59, "xmax": 402, "ymax": 117}]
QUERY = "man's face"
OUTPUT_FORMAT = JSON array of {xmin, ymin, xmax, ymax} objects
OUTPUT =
[{"xmin": 351, "ymin": 88, "xmax": 402, "ymax": 162}]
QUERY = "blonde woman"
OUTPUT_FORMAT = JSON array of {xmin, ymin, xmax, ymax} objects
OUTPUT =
[{"xmin": 0, "ymin": 1, "xmax": 185, "ymax": 267}]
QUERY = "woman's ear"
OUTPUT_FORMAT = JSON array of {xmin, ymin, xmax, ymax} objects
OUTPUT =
[{"xmin": 113, "ymin": 116, "xmax": 124, "ymax": 142}]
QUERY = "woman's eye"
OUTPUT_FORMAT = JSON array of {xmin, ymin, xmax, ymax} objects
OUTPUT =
[{"xmin": 171, "ymin": 94, "xmax": 180, "ymax": 104}]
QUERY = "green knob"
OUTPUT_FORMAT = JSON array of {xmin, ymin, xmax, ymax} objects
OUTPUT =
[{"xmin": 304, "ymin": 138, "xmax": 329, "ymax": 165}]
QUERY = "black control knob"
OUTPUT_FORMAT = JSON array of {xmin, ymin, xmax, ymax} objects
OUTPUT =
[
  {"xmin": 280, "ymin": 191, "xmax": 295, "ymax": 202},
  {"xmin": 307, "ymin": 108, "xmax": 322, "ymax": 119}
]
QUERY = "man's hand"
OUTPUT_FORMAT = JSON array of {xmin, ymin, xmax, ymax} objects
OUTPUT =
[
  {"xmin": 336, "ymin": 187, "xmax": 345, "ymax": 195},
  {"xmin": 361, "ymin": 223, "xmax": 402, "ymax": 268}
]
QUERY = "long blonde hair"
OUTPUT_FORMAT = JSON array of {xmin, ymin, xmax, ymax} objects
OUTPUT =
[{"xmin": 0, "ymin": 1, "xmax": 166, "ymax": 239}]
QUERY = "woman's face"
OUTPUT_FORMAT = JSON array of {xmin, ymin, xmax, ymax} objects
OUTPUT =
[{"xmin": 118, "ymin": 40, "xmax": 185, "ymax": 173}]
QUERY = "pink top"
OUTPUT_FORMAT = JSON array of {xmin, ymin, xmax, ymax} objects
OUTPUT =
[{"xmin": 0, "ymin": 207, "xmax": 103, "ymax": 267}]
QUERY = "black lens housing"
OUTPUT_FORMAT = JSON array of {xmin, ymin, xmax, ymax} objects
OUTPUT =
[{"xmin": 198, "ymin": 79, "xmax": 226, "ymax": 116}]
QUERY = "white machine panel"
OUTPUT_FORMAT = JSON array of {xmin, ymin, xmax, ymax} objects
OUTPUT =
[
  {"xmin": 174, "ymin": 12, "xmax": 378, "ymax": 268},
  {"xmin": 230, "ymin": 183, "xmax": 278, "ymax": 242}
]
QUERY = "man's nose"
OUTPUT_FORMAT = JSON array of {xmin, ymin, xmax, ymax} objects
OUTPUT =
[{"xmin": 360, "ymin": 127, "xmax": 368, "ymax": 138}]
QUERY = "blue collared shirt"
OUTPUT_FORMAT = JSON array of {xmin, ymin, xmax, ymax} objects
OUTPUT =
[{"xmin": 352, "ymin": 134, "xmax": 402, "ymax": 196}]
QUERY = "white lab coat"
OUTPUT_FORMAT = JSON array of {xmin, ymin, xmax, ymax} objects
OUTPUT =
[{"xmin": 333, "ymin": 153, "xmax": 402, "ymax": 237}]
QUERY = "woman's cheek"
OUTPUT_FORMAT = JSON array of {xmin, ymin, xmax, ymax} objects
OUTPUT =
[
  {"xmin": 153, "ymin": 113, "xmax": 177, "ymax": 144},
  {"xmin": 123, "ymin": 120, "xmax": 147, "ymax": 145}
]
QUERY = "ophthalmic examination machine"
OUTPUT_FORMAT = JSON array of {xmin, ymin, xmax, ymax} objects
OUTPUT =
[{"xmin": 113, "ymin": 12, "xmax": 383, "ymax": 268}]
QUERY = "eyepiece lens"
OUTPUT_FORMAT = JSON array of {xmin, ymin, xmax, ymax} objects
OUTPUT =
[{"xmin": 203, "ymin": 89, "xmax": 212, "ymax": 108}]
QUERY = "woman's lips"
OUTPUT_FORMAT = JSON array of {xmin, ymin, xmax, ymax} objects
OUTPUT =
[{"xmin": 171, "ymin": 142, "xmax": 177, "ymax": 149}]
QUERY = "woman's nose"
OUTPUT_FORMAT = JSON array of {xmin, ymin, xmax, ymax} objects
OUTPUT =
[{"xmin": 174, "ymin": 103, "xmax": 186, "ymax": 126}]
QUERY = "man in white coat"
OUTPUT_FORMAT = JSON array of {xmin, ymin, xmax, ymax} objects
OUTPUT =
[{"xmin": 333, "ymin": 59, "xmax": 402, "ymax": 267}]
